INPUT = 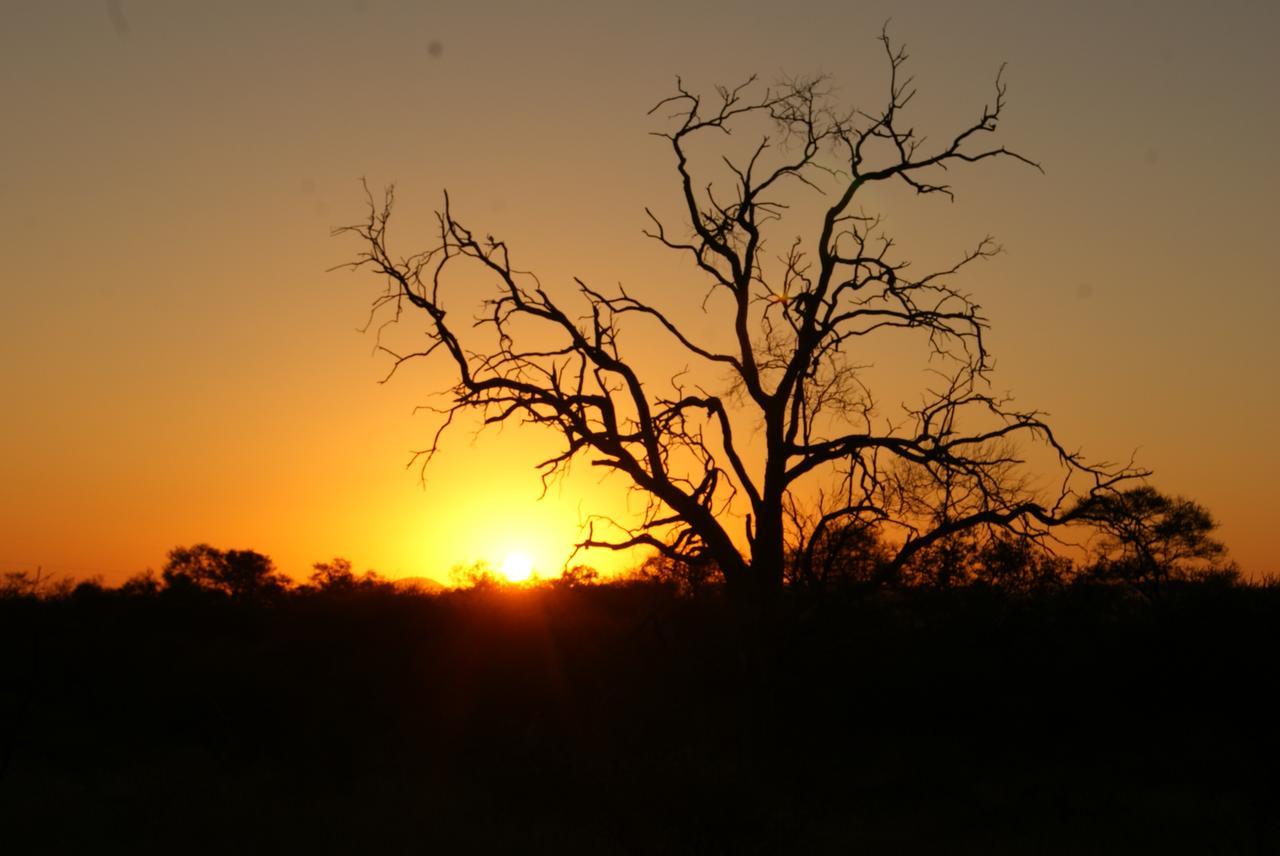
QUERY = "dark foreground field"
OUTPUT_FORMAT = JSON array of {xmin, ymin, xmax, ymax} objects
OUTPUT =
[{"xmin": 2, "ymin": 580, "xmax": 1277, "ymax": 854}]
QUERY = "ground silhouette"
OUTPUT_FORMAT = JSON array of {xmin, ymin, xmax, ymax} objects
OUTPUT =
[{"xmin": 1, "ymin": 551, "xmax": 1276, "ymax": 853}]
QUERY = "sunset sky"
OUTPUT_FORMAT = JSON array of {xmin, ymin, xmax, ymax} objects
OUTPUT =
[{"xmin": 2, "ymin": 1, "xmax": 1277, "ymax": 585}]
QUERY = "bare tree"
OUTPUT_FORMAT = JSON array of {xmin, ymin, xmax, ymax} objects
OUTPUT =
[{"xmin": 337, "ymin": 29, "xmax": 1141, "ymax": 601}]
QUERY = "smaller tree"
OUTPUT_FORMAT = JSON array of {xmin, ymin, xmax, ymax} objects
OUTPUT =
[
  {"xmin": 0, "ymin": 568, "xmax": 72, "ymax": 600},
  {"xmin": 162, "ymin": 544, "xmax": 290, "ymax": 601},
  {"xmin": 893, "ymin": 525, "xmax": 1073, "ymax": 592},
  {"xmin": 308, "ymin": 557, "xmax": 390, "ymax": 593},
  {"xmin": 449, "ymin": 562, "xmax": 504, "ymax": 591},
  {"xmin": 554, "ymin": 564, "xmax": 600, "ymax": 589},
  {"xmin": 968, "ymin": 530, "xmax": 1073, "ymax": 592},
  {"xmin": 1075, "ymin": 487, "xmax": 1231, "ymax": 597},
  {"xmin": 119, "ymin": 569, "xmax": 162, "ymax": 597},
  {"xmin": 637, "ymin": 553, "xmax": 719, "ymax": 599},
  {"xmin": 787, "ymin": 517, "xmax": 891, "ymax": 594}
]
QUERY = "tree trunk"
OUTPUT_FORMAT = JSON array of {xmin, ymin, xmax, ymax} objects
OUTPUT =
[{"xmin": 747, "ymin": 505, "xmax": 786, "ymax": 603}]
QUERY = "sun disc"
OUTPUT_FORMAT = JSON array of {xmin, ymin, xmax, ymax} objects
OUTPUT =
[{"xmin": 500, "ymin": 551, "xmax": 534, "ymax": 582}]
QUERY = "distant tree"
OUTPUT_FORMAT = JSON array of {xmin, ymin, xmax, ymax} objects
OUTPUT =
[
  {"xmin": 787, "ymin": 517, "xmax": 891, "ymax": 594},
  {"xmin": 889, "ymin": 525, "xmax": 1072, "ymax": 592},
  {"xmin": 340, "ymin": 27, "xmax": 1141, "ymax": 603},
  {"xmin": 162, "ymin": 544, "xmax": 290, "ymax": 601},
  {"xmin": 119, "ymin": 569, "xmax": 161, "ymax": 597},
  {"xmin": 308, "ymin": 557, "xmax": 390, "ymax": 593},
  {"xmin": 636, "ymin": 553, "xmax": 719, "ymax": 599},
  {"xmin": 969, "ymin": 530, "xmax": 1074, "ymax": 592},
  {"xmin": 555, "ymin": 564, "xmax": 600, "ymax": 588},
  {"xmin": 1074, "ymin": 487, "xmax": 1232, "ymax": 597},
  {"xmin": 1, "ymin": 571, "xmax": 40, "ymax": 600},
  {"xmin": 899, "ymin": 529, "xmax": 980, "ymax": 589},
  {"xmin": 0, "ymin": 569, "xmax": 68, "ymax": 600},
  {"xmin": 309, "ymin": 557, "xmax": 356, "ymax": 589},
  {"xmin": 70, "ymin": 578, "xmax": 108, "ymax": 600},
  {"xmin": 449, "ymin": 562, "xmax": 504, "ymax": 591}
]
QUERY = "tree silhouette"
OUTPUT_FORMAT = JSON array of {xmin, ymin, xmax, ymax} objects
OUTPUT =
[
  {"xmin": 339, "ymin": 29, "xmax": 1141, "ymax": 601},
  {"xmin": 1075, "ymin": 486, "xmax": 1232, "ymax": 597},
  {"xmin": 786, "ymin": 516, "xmax": 890, "ymax": 594},
  {"xmin": 162, "ymin": 544, "xmax": 289, "ymax": 601},
  {"xmin": 307, "ymin": 557, "xmax": 391, "ymax": 593}
]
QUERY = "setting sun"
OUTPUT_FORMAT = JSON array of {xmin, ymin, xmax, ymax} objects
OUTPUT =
[{"xmin": 499, "ymin": 551, "xmax": 535, "ymax": 583}]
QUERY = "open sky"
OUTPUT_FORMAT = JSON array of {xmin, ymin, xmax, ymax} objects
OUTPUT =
[{"xmin": 2, "ymin": 0, "xmax": 1277, "ymax": 585}]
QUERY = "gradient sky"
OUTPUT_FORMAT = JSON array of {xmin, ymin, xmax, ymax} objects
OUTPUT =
[{"xmin": 2, "ymin": 0, "xmax": 1277, "ymax": 585}]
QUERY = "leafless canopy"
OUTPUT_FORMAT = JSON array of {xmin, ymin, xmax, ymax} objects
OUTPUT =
[{"xmin": 337, "ymin": 30, "xmax": 1142, "ymax": 598}]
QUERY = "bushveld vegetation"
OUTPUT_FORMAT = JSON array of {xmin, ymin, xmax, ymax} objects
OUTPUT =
[{"xmin": 1, "ymin": 501, "xmax": 1277, "ymax": 853}]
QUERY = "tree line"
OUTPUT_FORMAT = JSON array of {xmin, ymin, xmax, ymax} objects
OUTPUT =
[{"xmin": 0, "ymin": 486, "xmax": 1246, "ymax": 605}]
